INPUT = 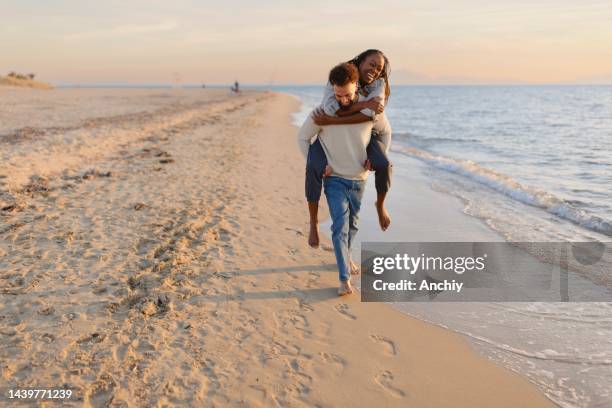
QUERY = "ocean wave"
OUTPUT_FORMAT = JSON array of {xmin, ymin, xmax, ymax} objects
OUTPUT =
[
  {"xmin": 393, "ymin": 145, "xmax": 612, "ymax": 237},
  {"xmin": 393, "ymin": 132, "xmax": 518, "ymax": 159},
  {"xmin": 463, "ymin": 330, "xmax": 612, "ymax": 366},
  {"xmin": 490, "ymin": 303, "xmax": 612, "ymax": 324},
  {"xmin": 394, "ymin": 132, "xmax": 482, "ymax": 145}
]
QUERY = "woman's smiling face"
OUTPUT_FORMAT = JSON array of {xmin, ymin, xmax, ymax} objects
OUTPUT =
[{"xmin": 359, "ymin": 53, "xmax": 385, "ymax": 84}]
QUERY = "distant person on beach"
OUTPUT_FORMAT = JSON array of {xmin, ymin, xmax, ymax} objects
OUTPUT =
[
  {"xmin": 305, "ymin": 49, "xmax": 392, "ymax": 248},
  {"xmin": 231, "ymin": 80, "xmax": 240, "ymax": 94},
  {"xmin": 298, "ymin": 63, "xmax": 391, "ymax": 296}
]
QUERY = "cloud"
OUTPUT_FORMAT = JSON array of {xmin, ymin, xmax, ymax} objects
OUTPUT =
[{"xmin": 64, "ymin": 20, "xmax": 178, "ymax": 40}]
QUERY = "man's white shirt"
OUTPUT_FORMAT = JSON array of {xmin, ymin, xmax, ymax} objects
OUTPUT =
[{"xmin": 297, "ymin": 109, "xmax": 392, "ymax": 181}]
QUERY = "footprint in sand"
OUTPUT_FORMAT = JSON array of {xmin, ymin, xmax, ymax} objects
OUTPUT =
[
  {"xmin": 77, "ymin": 332, "xmax": 106, "ymax": 345},
  {"xmin": 370, "ymin": 334, "xmax": 397, "ymax": 356},
  {"xmin": 334, "ymin": 303, "xmax": 357, "ymax": 320},
  {"xmin": 319, "ymin": 352, "xmax": 346, "ymax": 371},
  {"xmin": 375, "ymin": 370, "xmax": 406, "ymax": 398},
  {"xmin": 37, "ymin": 306, "xmax": 55, "ymax": 316},
  {"xmin": 299, "ymin": 300, "xmax": 314, "ymax": 313},
  {"xmin": 133, "ymin": 202, "xmax": 147, "ymax": 211}
]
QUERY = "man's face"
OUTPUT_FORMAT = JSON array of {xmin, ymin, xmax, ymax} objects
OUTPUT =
[{"xmin": 333, "ymin": 82, "xmax": 358, "ymax": 109}]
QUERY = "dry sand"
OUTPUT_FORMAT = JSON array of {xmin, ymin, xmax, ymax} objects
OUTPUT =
[
  {"xmin": 0, "ymin": 89, "xmax": 555, "ymax": 407},
  {"xmin": 0, "ymin": 76, "xmax": 53, "ymax": 90}
]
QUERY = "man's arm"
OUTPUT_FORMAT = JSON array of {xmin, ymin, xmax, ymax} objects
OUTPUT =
[
  {"xmin": 373, "ymin": 112, "xmax": 392, "ymax": 154},
  {"xmin": 312, "ymin": 108, "xmax": 373, "ymax": 126},
  {"xmin": 322, "ymin": 81, "xmax": 381, "ymax": 119},
  {"xmin": 297, "ymin": 114, "xmax": 322, "ymax": 159}
]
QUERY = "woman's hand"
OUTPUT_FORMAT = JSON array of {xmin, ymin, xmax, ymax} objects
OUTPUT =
[
  {"xmin": 365, "ymin": 97, "xmax": 385, "ymax": 114},
  {"xmin": 312, "ymin": 108, "xmax": 335, "ymax": 126}
]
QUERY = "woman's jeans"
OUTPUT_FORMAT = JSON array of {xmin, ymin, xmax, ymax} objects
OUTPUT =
[
  {"xmin": 305, "ymin": 131, "xmax": 391, "ymax": 202},
  {"xmin": 323, "ymin": 176, "xmax": 366, "ymax": 282}
]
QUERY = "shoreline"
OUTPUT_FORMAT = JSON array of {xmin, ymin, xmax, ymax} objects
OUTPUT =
[
  {"xmin": 306, "ymin": 92, "xmax": 609, "ymax": 407},
  {"xmin": 1, "ymin": 88, "xmax": 555, "ymax": 406}
]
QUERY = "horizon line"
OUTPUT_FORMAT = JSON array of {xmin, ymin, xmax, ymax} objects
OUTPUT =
[{"xmin": 53, "ymin": 82, "xmax": 612, "ymax": 88}]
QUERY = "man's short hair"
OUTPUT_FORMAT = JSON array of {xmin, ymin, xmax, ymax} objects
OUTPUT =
[{"xmin": 328, "ymin": 63, "xmax": 359, "ymax": 86}]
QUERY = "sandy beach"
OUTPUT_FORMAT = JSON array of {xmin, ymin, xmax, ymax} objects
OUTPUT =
[{"xmin": 0, "ymin": 88, "xmax": 557, "ymax": 407}]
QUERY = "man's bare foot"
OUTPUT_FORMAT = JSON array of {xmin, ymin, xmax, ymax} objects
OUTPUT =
[
  {"xmin": 308, "ymin": 223, "xmax": 320, "ymax": 248},
  {"xmin": 338, "ymin": 280, "xmax": 353, "ymax": 296},
  {"xmin": 350, "ymin": 260, "xmax": 361, "ymax": 275},
  {"xmin": 375, "ymin": 201, "xmax": 391, "ymax": 231}
]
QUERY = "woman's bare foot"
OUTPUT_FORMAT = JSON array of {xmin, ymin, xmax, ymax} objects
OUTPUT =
[
  {"xmin": 375, "ymin": 201, "xmax": 391, "ymax": 231},
  {"xmin": 308, "ymin": 223, "xmax": 320, "ymax": 248},
  {"xmin": 338, "ymin": 280, "xmax": 353, "ymax": 296},
  {"xmin": 350, "ymin": 260, "xmax": 361, "ymax": 275}
]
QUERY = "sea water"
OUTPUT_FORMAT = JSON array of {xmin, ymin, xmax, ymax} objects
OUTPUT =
[{"xmin": 279, "ymin": 85, "xmax": 612, "ymax": 408}]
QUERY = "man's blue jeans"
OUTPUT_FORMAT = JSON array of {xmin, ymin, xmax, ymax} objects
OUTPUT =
[{"xmin": 323, "ymin": 176, "xmax": 366, "ymax": 282}]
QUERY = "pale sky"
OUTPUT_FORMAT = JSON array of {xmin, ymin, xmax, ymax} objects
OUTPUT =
[{"xmin": 2, "ymin": 0, "xmax": 612, "ymax": 85}]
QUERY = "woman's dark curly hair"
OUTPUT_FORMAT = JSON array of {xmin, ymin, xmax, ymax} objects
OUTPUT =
[{"xmin": 348, "ymin": 49, "xmax": 391, "ymax": 102}]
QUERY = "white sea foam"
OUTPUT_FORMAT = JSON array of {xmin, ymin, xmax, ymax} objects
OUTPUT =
[
  {"xmin": 390, "ymin": 302, "xmax": 612, "ymax": 408},
  {"xmin": 393, "ymin": 144, "xmax": 612, "ymax": 238}
]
